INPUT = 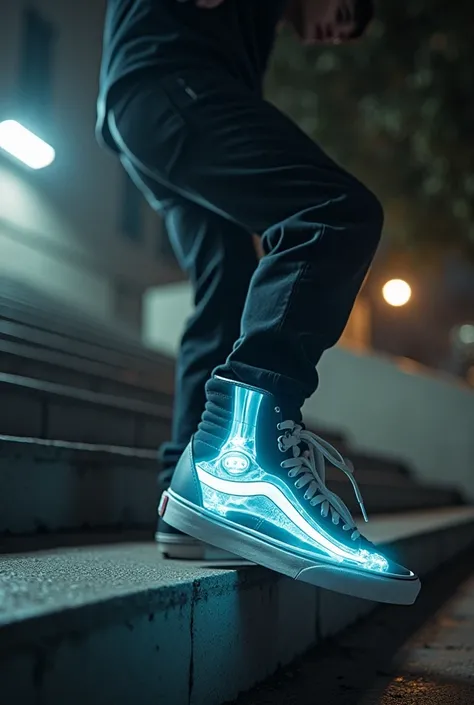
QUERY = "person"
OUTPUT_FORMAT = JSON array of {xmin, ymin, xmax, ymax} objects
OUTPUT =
[{"xmin": 96, "ymin": 0, "xmax": 421, "ymax": 604}]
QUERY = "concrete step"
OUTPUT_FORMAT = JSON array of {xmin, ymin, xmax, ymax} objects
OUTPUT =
[
  {"xmin": 233, "ymin": 543, "xmax": 474, "ymax": 705},
  {"xmin": 0, "ymin": 373, "xmax": 171, "ymax": 448},
  {"xmin": 0, "ymin": 436, "xmax": 160, "ymax": 536},
  {"xmin": 0, "ymin": 372, "xmax": 415, "ymax": 486},
  {"xmin": 0, "ymin": 374, "xmax": 414, "ymax": 484},
  {"xmin": 0, "ymin": 317, "xmax": 174, "ymax": 390},
  {"xmin": 0, "ymin": 507, "xmax": 473, "ymax": 705},
  {"xmin": 0, "ymin": 273, "xmax": 176, "ymax": 371},
  {"xmin": 0, "ymin": 337, "xmax": 174, "ymax": 405},
  {"xmin": 0, "ymin": 436, "xmax": 462, "ymax": 537}
]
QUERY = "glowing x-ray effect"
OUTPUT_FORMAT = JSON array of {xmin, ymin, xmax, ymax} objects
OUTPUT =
[{"xmin": 197, "ymin": 380, "xmax": 389, "ymax": 573}]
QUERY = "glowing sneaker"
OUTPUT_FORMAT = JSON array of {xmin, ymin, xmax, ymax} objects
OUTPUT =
[
  {"xmin": 155, "ymin": 464, "xmax": 249, "ymax": 567},
  {"xmin": 155, "ymin": 466, "xmax": 241, "ymax": 561},
  {"xmin": 159, "ymin": 376, "xmax": 421, "ymax": 604},
  {"xmin": 155, "ymin": 515, "xmax": 244, "ymax": 561}
]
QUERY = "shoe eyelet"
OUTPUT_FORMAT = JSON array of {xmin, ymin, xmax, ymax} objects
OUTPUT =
[{"xmin": 274, "ymin": 406, "xmax": 280, "ymax": 413}]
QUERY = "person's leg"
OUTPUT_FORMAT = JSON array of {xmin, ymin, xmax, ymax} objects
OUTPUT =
[
  {"xmin": 120, "ymin": 155, "xmax": 258, "ymax": 559},
  {"xmin": 109, "ymin": 68, "xmax": 419, "ymax": 601},
  {"xmin": 122, "ymin": 5, "xmax": 278, "ymax": 476},
  {"xmin": 121, "ymin": 156, "xmax": 257, "ymax": 467},
  {"xmin": 110, "ymin": 67, "xmax": 383, "ymax": 405},
  {"xmin": 160, "ymin": 203, "xmax": 259, "ymax": 474}
]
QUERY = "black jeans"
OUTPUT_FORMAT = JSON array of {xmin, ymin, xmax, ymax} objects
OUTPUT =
[{"xmin": 109, "ymin": 65, "xmax": 383, "ymax": 470}]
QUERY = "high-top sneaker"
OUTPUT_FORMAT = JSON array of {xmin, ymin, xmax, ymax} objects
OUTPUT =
[
  {"xmin": 155, "ymin": 466, "xmax": 246, "ymax": 562},
  {"xmin": 159, "ymin": 376, "xmax": 421, "ymax": 604}
]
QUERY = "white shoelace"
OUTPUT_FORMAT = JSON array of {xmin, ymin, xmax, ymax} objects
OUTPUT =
[{"xmin": 277, "ymin": 421, "xmax": 368, "ymax": 541}]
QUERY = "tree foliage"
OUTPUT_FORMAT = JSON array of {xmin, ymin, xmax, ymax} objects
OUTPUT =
[{"xmin": 265, "ymin": 1, "xmax": 474, "ymax": 262}]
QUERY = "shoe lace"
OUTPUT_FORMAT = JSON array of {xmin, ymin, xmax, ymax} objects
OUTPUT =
[{"xmin": 277, "ymin": 421, "xmax": 368, "ymax": 542}]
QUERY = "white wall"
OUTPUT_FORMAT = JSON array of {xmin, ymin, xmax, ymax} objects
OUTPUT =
[
  {"xmin": 143, "ymin": 282, "xmax": 194, "ymax": 355},
  {"xmin": 0, "ymin": 162, "xmax": 112, "ymax": 317},
  {"xmin": 144, "ymin": 281, "xmax": 474, "ymax": 500},
  {"xmin": 303, "ymin": 347, "xmax": 474, "ymax": 501}
]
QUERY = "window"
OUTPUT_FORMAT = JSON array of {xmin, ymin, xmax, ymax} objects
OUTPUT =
[
  {"xmin": 120, "ymin": 172, "xmax": 143, "ymax": 242},
  {"xmin": 18, "ymin": 7, "xmax": 56, "ymax": 129}
]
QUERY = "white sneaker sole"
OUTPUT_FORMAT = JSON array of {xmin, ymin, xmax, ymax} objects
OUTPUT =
[
  {"xmin": 160, "ymin": 489, "xmax": 421, "ymax": 605},
  {"xmin": 155, "ymin": 530, "xmax": 249, "ymax": 563}
]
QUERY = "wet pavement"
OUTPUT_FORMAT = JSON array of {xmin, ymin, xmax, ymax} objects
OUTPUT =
[{"xmin": 233, "ymin": 549, "xmax": 474, "ymax": 705}]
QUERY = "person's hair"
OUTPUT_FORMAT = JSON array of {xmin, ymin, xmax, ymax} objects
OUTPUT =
[{"xmin": 349, "ymin": 0, "xmax": 375, "ymax": 39}]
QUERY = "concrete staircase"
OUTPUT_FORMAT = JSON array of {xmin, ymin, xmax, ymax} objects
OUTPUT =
[{"xmin": 1, "ymin": 281, "xmax": 474, "ymax": 705}]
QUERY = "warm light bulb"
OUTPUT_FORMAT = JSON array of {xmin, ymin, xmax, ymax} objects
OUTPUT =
[{"xmin": 382, "ymin": 279, "xmax": 411, "ymax": 307}]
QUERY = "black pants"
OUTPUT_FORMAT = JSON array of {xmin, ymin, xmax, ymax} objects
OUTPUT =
[{"xmin": 109, "ymin": 64, "xmax": 383, "ymax": 470}]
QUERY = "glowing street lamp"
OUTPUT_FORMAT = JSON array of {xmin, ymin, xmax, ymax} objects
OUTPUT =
[
  {"xmin": 0, "ymin": 119, "xmax": 55, "ymax": 169},
  {"xmin": 458, "ymin": 324, "xmax": 474, "ymax": 346},
  {"xmin": 382, "ymin": 279, "xmax": 411, "ymax": 307}
]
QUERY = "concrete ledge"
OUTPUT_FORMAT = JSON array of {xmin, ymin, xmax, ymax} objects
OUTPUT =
[
  {"xmin": 0, "ymin": 508, "xmax": 473, "ymax": 705},
  {"xmin": 0, "ymin": 436, "xmax": 462, "ymax": 536},
  {"xmin": 304, "ymin": 346, "xmax": 474, "ymax": 501},
  {"xmin": 0, "ymin": 373, "xmax": 171, "ymax": 447},
  {"xmin": 0, "ymin": 281, "xmax": 176, "ymax": 371},
  {"xmin": 0, "ymin": 436, "xmax": 160, "ymax": 535},
  {"xmin": 0, "ymin": 338, "xmax": 174, "ymax": 405}
]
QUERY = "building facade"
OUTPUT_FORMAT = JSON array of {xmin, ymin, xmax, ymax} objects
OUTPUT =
[{"xmin": 0, "ymin": 0, "xmax": 181, "ymax": 334}]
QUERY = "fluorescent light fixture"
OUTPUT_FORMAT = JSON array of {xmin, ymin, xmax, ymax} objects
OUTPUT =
[{"xmin": 0, "ymin": 119, "xmax": 55, "ymax": 169}]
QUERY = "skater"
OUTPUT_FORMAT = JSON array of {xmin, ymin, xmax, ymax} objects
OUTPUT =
[{"xmin": 97, "ymin": 0, "xmax": 420, "ymax": 604}]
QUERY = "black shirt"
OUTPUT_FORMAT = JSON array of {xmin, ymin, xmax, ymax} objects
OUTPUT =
[{"xmin": 96, "ymin": 0, "xmax": 286, "ymax": 150}]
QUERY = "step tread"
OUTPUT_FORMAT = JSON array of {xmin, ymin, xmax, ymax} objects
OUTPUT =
[
  {"xmin": 1, "ymin": 507, "xmax": 473, "ymax": 632},
  {"xmin": 0, "ymin": 372, "xmax": 172, "ymax": 418},
  {"xmin": 0, "ymin": 317, "xmax": 160, "ymax": 371},
  {"xmin": 0, "ymin": 434, "xmax": 160, "ymax": 462},
  {"xmin": 0, "ymin": 435, "xmax": 458, "ymax": 497},
  {"xmin": 0, "ymin": 338, "xmax": 174, "ymax": 400},
  {"xmin": 0, "ymin": 278, "xmax": 175, "ymax": 367}
]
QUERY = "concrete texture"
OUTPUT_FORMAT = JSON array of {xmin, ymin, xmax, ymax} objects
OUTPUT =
[
  {"xmin": 0, "ymin": 336, "xmax": 174, "ymax": 406},
  {"xmin": 0, "ymin": 436, "xmax": 465, "ymax": 536},
  {"xmin": 0, "ymin": 509, "xmax": 474, "ymax": 705},
  {"xmin": 234, "ymin": 548, "xmax": 474, "ymax": 705},
  {"xmin": 361, "ymin": 506, "xmax": 474, "ymax": 544},
  {"xmin": 0, "ymin": 372, "xmax": 171, "ymax": 448},
  {"xmin": 0, "ymin": 436, "xmax": 160, "ymax": 534}
]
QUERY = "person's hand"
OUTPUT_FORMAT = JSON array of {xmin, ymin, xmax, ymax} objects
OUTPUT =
[{"xmin": 283, "ymin": 0, "xmax": 357, "ymax": 45}]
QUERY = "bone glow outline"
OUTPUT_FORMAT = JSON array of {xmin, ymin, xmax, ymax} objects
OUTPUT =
[{"xmin": 197, "ymin": 380, "xmax": 390, "ymax": 573}]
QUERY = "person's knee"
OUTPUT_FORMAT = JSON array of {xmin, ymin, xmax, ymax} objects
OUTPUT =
[{"xmin": 347, "ymin": 182, "xmax": 384, "ymax": 248}]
